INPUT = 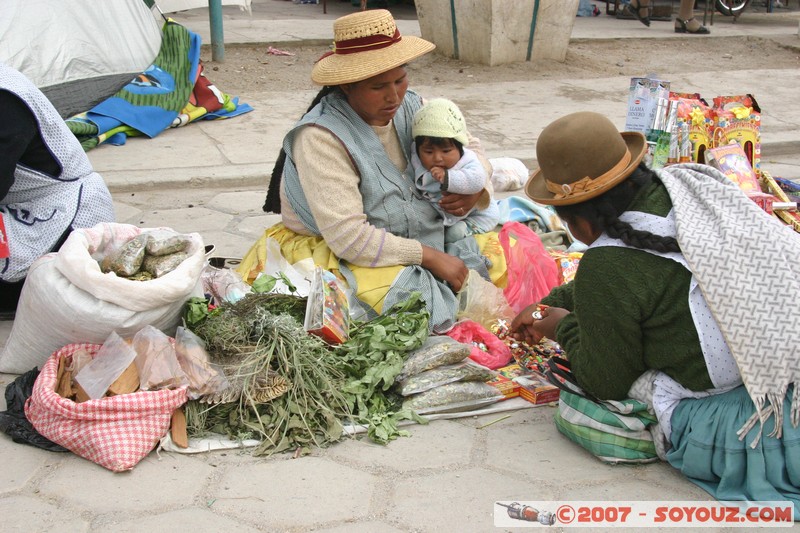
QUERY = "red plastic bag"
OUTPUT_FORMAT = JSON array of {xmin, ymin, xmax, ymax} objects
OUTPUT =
[
  {"xmin": 498, "ymin": 221, "xmax": 560, "ymax": 313},
  {"xmin": 446, "ymin": 320, "xmax": 511, "ymax": 370}
]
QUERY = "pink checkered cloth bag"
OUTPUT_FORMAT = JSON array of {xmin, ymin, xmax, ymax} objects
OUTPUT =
[{"xmin": 25, "ymin": 343, "xmax": 187, "ymax": 472}]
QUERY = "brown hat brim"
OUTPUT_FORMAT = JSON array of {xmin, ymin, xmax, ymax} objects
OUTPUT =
[
  {"xmin": 525, "ymin": 131, "xmax": 647, "ymax": 206},
  {"xmin": 311, "ymin": 36, "xmax": 435, "ymax": 86}
]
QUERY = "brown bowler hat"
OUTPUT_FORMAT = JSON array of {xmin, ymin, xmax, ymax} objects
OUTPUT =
[{"xmin": 525, "ymin": 111, "xmax": 647, "ymax": 206}]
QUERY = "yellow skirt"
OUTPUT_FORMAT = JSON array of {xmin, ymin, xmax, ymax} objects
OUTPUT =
[{"xmin": 237, "ymin": 223, "xmax": 507, "ymax": 314}]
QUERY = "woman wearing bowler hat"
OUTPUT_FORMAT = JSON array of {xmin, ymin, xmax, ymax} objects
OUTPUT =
[
  {"xmin": 240, "ymin": 9, "xmax": 504, "ymax": 332},
  {"xmin": 511, "ymin": 111, "xmax": 800, "ymax": 514}
]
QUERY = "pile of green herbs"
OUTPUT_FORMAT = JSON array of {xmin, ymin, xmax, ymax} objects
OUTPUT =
[
  {"xmin": 183, "ymin": 284, "xmax": 430, "ymax": 454},
  {"xmin": 186, "ymin": 292, "xmax": 348, "ymax": 456},
  {"xmin": 332, "ymin": 292, "xmax": 430, "ymax": 444}
]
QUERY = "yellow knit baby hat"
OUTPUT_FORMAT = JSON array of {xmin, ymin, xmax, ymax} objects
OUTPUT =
[{"xmin": 412, "ymin": 98, "xmax": 469, "ymax": 146}]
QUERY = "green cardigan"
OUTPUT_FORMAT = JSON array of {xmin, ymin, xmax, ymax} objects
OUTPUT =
[{"xmin": 542, "ymin": 180, "xmax": 714, "ymax": 400}]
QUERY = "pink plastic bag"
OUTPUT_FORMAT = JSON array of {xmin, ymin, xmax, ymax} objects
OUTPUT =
[
  {"xmin": 498, "ymin": 222, "xmax": 560, "ymax": 313},
  {"xmin": 446, "ymin": 320, "xmax": 511, "ymax": 370}
]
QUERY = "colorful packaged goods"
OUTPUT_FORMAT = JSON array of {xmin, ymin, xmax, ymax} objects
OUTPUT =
[
  {"xmin": 760, "ymin": 171, "xmax": 800, "ymax": 233},
  {"xmin": 303, "ymin": 268, "xmax": 349, "ymax": 344},
  {"xmin": 549, "ymin": 251, "xmax": 582, "ymax": 285},
  {"xmin": 494, "ymin": 364, "xmax": 558, "ymax": 405},
  {"xmin": 669, "ymin": 92, "xmax": 713, "ymax": 164},
  {"xmin": 514, "ymin": 371, "xmax": 560, "ymax": 405},
  {"xmin": 625, "ymin": 76, "xmax": 670, "ymax": 135},
  {"xmin": 703, "ymin": 142, "xmax": 761, "ymax": 193},
  {"xmin": 486, "ymin": 373, "xmax": 520, "ymax": 399},
  {"xmin": 711, "ymin": 94, "xmax": 761, "ymax": 175}
]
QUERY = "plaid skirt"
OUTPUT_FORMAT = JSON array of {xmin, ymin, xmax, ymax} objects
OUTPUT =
[{"xmin": 667, "ymin": 385, "xmax": 800, "ymax": 519}]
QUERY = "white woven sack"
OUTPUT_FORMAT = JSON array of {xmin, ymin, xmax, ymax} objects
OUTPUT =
[
  {"xmin": 25, "ymin": 343, "xmax": 187, "ymax": 472},
  {"xmin": 0, "ymin": 223, "xmax": 205, "ymax": 374}
]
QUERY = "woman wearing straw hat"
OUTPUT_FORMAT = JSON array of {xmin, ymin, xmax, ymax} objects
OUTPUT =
[
  {"xmin": 239, "ymin": 9, "xmax": 504, "ymax": 332},
  {"xmin": 511, "ymin": 111, "xmax": 800, "ymax": 514}
]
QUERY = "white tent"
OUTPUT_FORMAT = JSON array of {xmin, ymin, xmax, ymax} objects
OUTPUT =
[
  {"xmin": 0, "ymin": 0, "xmax": 162, "ymax": 117},
  {"xmin": 0, "ymin": 0, "xmax": 250, "ymax": 118}
]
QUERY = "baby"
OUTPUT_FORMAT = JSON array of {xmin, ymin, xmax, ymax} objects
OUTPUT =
[{"xmin": 411, "ymin": 98, "xmax": 499, "ymax": 243}]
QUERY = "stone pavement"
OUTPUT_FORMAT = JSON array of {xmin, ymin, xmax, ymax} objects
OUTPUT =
[{"xmin": 1, "ymin": 2, "xmax": 800, "ymax": 532}]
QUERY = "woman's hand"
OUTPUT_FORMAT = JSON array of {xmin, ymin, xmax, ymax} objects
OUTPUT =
[
  {"xmin": 439, "ymin": 190, "xmax": 482, "ymax": 217},
  {"xmin": 421, "ymin": 245, "xmax": 468, "ymax": 292},
  {"xmin": 510, "ymin": 304, "xmax": 570, "ymax": 345}
]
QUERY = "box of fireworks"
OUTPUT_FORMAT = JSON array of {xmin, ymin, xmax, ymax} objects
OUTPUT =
[
  {"xmin": 670, "ymin": 93, "xmax": 713, "ymax": 163},
  {"xmin": 486, "ymin": 373, "xmax": 520, "ymax": 399},
  {"xmin": 514, "ymin": 370, "xmax": 560, "ymax": 405},
  {"xmin": 745, "ymin": 191, "xmax": 776, "ymax": 215},
  {"xmin": 711, "ymin": 94, "xmax": 761, "ymax": 175},
  {"xmin": 496, "ymin": 363, "xmax": 526, "ymax": 380},
  {"xmin": 624, "ymin": 77, "xmax": 670, "ymax": 135},
  {"xmin": 760, "ymin": 171, "xmax": 800, "ymax": 233},
  {"xmin": 772, "ymin": 176, "xmax": 800, "ymax": 204},
  {"xmin": 549, "ymin": 251, "xmax": 582, "ymax": 285},
  {"xmin": 703, "ymin": 142, "xmax": 761, "ymax": 193},
  {"xmin": 304, "ymin": 267, "xmax": 349, "ymax": 344}
]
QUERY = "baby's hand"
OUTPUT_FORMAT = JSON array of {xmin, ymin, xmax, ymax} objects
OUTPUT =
[{"xmin": 430, "ymin": 167, "xmax": 446, "ymax": 183}]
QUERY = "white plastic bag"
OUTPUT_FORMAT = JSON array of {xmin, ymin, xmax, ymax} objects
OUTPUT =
[
  {"xmin": 488, "ymin": 157, "xmax": 529, "ymax": 192},
  {"xmin": 0, "ymin": 223, "xmax": 205, "ymax": 374}
]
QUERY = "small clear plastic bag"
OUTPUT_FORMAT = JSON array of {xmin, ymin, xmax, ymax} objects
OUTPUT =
[
  {"xmin": 395, "ymin": 336, "xmax": 471, "ymax": 383},
  {"xmin": 131, "ymin": 326, "xmax": 189, "ymax": 391},
  {"xmin": 74, "ymin": 331, "xmax": 138, "ymax": 399},
  {"xmin": 402, "ymin": 381, "xmax": 505, "ymax": 415},
  {"xmin": 397, "ymin": 360, "xmax": 497, "ymax": 396},
  {"xmin": 174, "ymin": 326, "xmax": 229, "ymax": 400},
  {"xmin": 144, "ymin": 229, "xmax": 192, "ymax": 256}
]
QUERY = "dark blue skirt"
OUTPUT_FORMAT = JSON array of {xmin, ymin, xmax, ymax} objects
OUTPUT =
[{"xmin": 667, "ymin": 385, "xmax": 800, "ymax": 519}]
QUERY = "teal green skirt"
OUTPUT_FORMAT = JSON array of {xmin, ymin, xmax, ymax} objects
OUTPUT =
[{"xmin": 667, "ymin": 385, "xmax": 800, "ymax": 519}]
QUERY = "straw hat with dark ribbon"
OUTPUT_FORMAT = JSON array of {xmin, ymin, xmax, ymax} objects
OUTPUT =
[
  {"xmin": 311, "ymin": 9, "xmax": 435, "ymax": 86},
  {"xmin": 526, "ymin": 111, "xmax": 647, "ymax": 206}
]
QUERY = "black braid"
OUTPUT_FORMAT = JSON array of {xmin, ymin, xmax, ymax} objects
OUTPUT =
[
  {"xmin": 262, "ymin": 85, "xmax": 337, "ymax": 213},
  {"xmin": 555, "ymin": 163, "xmax": 681, "ymax": 254}
]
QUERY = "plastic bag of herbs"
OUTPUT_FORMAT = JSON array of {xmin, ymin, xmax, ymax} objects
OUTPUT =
[
  {"xmin": 183, "ymin": 290, "xmax": 432, "ymax": 454},
  {"xmin": 394, "ymin": 336, "xmax": 503, "ymax": 415}
]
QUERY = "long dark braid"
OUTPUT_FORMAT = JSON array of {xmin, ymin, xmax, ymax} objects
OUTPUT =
[
  {"xmin": 555, "ymin": 163, "xmax": 681, "ymax": 254},
  {"xmin": 262, "ymin": 85, "xmax": 337, "ymax": 213}
]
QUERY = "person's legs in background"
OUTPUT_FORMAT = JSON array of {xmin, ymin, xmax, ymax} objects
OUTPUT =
[
  {"xmin": 625, "ymin": 0, "xmax": 652, "ymax": 26},
  {"xmin": 675, "ymin": 0, "xmax": 710, "ymax": 33}
]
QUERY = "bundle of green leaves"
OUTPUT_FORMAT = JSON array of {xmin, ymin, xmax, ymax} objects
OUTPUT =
[{"xmin": 333, "ymin": 293, "xmax": 431, "ymax": 444}]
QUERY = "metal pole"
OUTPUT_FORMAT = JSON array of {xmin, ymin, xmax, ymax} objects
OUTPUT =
[{"xmin": 208, "ymin": 0, "xmax": 225, "ymax": 62}]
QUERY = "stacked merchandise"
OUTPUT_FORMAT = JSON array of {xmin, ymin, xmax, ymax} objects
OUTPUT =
[
  {"xmin": 395, "ymin": 337, "xmax": 505, "ymax": 415},
  {"xmin": 624, "ymin": 76, "xmax": 799, "ymax": 232},
  {"xmin": 488, "ymin": 319, "xmax": 561, "ymax": 406}
]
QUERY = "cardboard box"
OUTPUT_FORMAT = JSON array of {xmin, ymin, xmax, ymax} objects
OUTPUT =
[
  {"xmin": 513, "ymin": 371, "xmax": 560, "ymax": 405},
  {"xmin": 496, "ymin": 363, "xmax": 525, "ymax": 379},
  {"xmin": 486, "ymin": 374, "xmax": 520, "ymax": 399}
]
